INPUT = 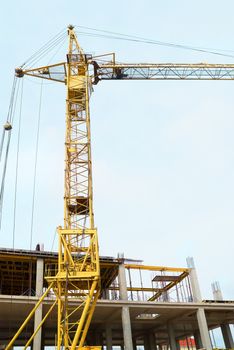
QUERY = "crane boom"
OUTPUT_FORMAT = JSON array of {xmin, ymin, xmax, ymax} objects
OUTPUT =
[
  {"xmin": 94, "ymin": 62, "xmax": 234, "ymax": 81},
  {"xmin": 20, "ymin": 61, "xmax": 234, "ymax": 84}
]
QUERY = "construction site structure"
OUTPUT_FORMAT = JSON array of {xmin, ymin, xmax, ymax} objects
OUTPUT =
[
  {"xmin": 2, "ymin": 25, "xmax": 234, "ymax": 349},
  {"xmin": 1, "ymin": 248, "xmax": 234, "ymax": 350}
]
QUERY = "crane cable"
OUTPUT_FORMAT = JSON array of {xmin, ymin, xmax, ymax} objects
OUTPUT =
[
  {"xmin": 26, "ymin": 32, "xmax": 67, "ymax": 69},
  {"xmin": 21, "ymin": 28, "xmax": 67, "ymax": 69},
  {"xmin": 0, "ymin": 77, "xmax": 20, "ymax": 229},
  {"xmin": 0, "ymin": 77, "xmax": 17, "ymax": 161},
  {"xmin": 12, "ymin": 79, "xmax": 24, "ymax": 249},
  {"xmin": 75, "ymin": 25, "xmax": 234, "ymax": 59},
  {"xmin": 29, "ymin": 80, "xmax": 43, "ymax": 250}
]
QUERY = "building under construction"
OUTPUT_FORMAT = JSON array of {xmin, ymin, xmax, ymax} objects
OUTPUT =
[
  {"xmin": 0, "ymin": 247, "xmax": 234, "ymax": 349},
  {"xmin": 1, "ymin": 25, "xmax": 234, "ymax": 349}
]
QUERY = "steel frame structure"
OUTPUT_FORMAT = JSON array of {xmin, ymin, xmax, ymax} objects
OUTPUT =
[
  {"xmin": 93, "ymin": 62, "xmax": 234, "ymax": 81},
  {"xmin": 22, "ymin": 61, "xmax": 234, "ymax": 84},
  {"xmin": 8, "ymin": 26, "xmax": 100, "ymax": 350},
  {"xmin": 6, "ymin": 25, "xmax": 234, "ymax": 349}
]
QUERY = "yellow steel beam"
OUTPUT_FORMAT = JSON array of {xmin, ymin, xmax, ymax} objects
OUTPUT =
[
  {"xmin": 5, "ymin": 282, "xmax": 54, "ymax": 349},
  {"xmin": 124, "ymin": 264, "xmax": 188, "ymax": 272},
  {"xmin": 70, "ymin": 280, "xmax": 98, "ymax": 349},
  {"xmin": 148, "ymin": 271, "xmax": 189, "ymax": 301},
  {"xmin": 0, "ymin": 254, "xmax": 37, "ymax": 261},
  {"xmin": 15, "ymin": 62, "xmax": 66, "ymax": 83},
  {"xmin": 23, "ymin": 300, "xmax": 57, "ymax": 349},
  {"xmin": 109, "ymin": 286, "xmax": 160, "ymax": 292}
]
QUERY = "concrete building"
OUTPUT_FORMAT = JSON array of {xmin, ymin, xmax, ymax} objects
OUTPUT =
[{"xmin": 0, "ymin": 248, "xmax": 234, "ymax": 349}]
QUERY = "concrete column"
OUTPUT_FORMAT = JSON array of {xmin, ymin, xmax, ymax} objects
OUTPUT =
[
  {"xmin": 106, "ymin": 324, "xmax": 113, "ymax": 350},
  {"xmin": 196, "ymin": 308, "xmax": 212, "ymax": 350},
  {"xmin": 40, "ymin": 329, "xmax": 45, "ymax": 350},
  {"xmin": 212, "ymin": 281, "xmax": 234, "ymax": 348},
  {"xmin": 132, "ymin": 338, "xmax": 137, "ymax": 350},
  {"xmin": 33, "ymin": 258, "xmax": 44, "ymax": 350},
  {"xmin": 221, "ymin": 324, "xmax": 234, "ymax": 349},
  {"xmin": 149, "ymin": 332, "xmax": 156, "ymax": 350},
  {"xmin": 144, "ymin": 333, "xmax": 151, "ymax": 350},
  {"xmin": 118, "ymin": 263, "xmax": 133, "ymax": 350},
  {"xmin": 194, "ymin": 330, "xmax": 202, "ymax": 349},
  {"xmin": 122, "ymin": 306, "xmax": 133, "ymax": 350},
  {"xmin": 95, "ymin": 331, "xmax": 103, "ymax": 349},
  {"xmin": 212, "ymin": 281, "xmax": 223, "ymax": 301},
  {"xmin": 119, "ymin": 264, "xmax": 128, "ymax": 300},
  {"xmin": 103, "ymin": 288, "xmax": 110, "ymax": 300},
  {"xmin": 167, "ymin": 323, "xmax": 177, "ymax": 350},
  {"xmin": 186, "ymin": 257, "xmax": 202, "ymax": 302}
]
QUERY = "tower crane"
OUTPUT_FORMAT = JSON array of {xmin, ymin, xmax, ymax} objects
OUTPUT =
[{"xmin": 5, "ymin": 25, "xmax": 234, "ymax": 350}]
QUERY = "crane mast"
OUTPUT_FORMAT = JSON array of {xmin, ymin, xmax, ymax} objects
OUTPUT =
[
  {"xmin": 54, "ymin": 26, "xmax": 100, "ymax": 349},
  {"xmin": 7, "ymin": 26, "xmax": 100, "ymax": 350},
  {"xmin": 6, "ymin": 25, "xmax": 234, "ymax": 349}
]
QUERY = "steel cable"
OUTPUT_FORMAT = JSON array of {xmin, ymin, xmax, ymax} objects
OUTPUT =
[
  {"xmin": 0, "ymin": 77, "xmax": 17, "ymax": 161},
  {"xmin": 21, "ymin": 28, "xmax": 67, "ymax": 68},
  {"xmin": 12, "ymin": 79, "xmax": 24, "ymax": 249},
  {"xmin": 26, "ymin": 32, "xmax": 67, "ymax": 69},
  {"xmin": 0, "ymin": 131, "xmax": 12, "ymax": 229},
  {"xmin": 0, "ymin": 78, "xmax": 20, "ymax": 229},
  {"xmin": 75, "ymin": 25, "xmax": 234, "ymax": 59},
  {"xmin": 29, "ymin": 80, "xmax": 43, "ymax": 250},
  {"xmin": 46, "ymin": 35, "xmax": 67, "ymax": 66}
]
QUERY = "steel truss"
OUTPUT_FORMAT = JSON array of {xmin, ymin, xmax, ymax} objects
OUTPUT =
[
  {"xmin": 94, "ymin": 62, "xmax": 234, "ymax": 81},
  {"xmin": 7, "ymin": 26, "xmax": 100, "ymax": 350},
  {"xmin": 22, "ymin": 61, "xmax": 234, "ymax": 84}
]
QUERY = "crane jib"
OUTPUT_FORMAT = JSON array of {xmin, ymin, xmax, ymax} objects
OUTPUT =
[{"xmin": 94, "ymin": 63, "xmax": 234, "ymax": 81}]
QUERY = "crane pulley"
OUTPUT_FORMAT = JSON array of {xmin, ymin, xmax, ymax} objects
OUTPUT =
[{"xmin": 6, "ymin": 25, "xmax": 234, "ymax": 349}]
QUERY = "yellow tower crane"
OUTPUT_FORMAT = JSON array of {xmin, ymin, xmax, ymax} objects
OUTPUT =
[{"xmin": 6, "ymin": 25, "xmax": 234, "ymax": 349}]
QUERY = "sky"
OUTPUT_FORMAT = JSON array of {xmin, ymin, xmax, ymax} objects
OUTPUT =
[{"xmin": 1, "ymin": 0, "xmax": 234, "ymax": 308}]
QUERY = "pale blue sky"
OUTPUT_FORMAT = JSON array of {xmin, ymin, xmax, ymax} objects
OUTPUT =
[{"xmin": 1, "ymin": 0, "xmax": 234, "ymax": 303}]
